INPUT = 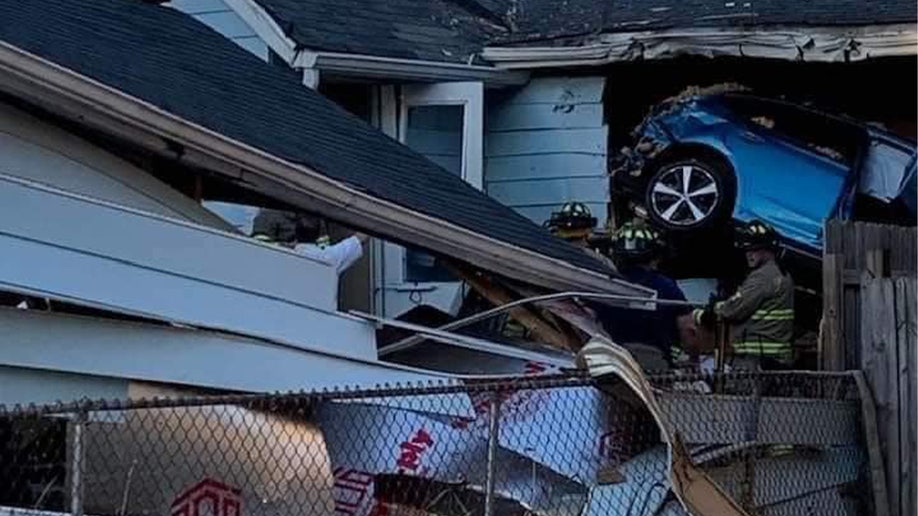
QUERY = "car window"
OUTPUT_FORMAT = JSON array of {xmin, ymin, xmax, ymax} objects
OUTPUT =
[
  {"xmin": 860, "ymin": 140, "xmax": 914, "ymax": 201},
  {"xmin": 722, "ymin": 95, "xmax": 862, "ymax": 165}
]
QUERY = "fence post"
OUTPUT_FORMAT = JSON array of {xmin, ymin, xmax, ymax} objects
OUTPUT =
[
  {"xmin": 483, "ymin": 391, "xmax": 502, "ymax": 516},
  {"xmin": 70, "ymin": 407, "xmax": 87, "ymax": 516}
]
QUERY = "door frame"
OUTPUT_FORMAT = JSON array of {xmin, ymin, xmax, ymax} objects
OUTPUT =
[{"xmin": 372, "ymin": 82, "xmax": 484, "ymax": 317}]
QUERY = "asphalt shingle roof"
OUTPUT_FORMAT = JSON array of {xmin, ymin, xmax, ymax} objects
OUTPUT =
[
  {"xmin": 256, "ymin": 0, "xmax": 507, "ymax": 63},
  {"xmin": 0, "ymin": 0, "xmax": 607, "ymax": 275}
]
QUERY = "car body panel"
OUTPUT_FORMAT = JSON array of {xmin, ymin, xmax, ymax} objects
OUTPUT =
[{"xmin": 616, "ymin": 93, "xmax": 917, "ymax": 255}]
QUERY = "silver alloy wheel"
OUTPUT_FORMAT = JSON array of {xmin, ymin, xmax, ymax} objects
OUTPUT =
[{"xmin": 649, "ymin": 164, "xmax": 720, "ymax": 226}]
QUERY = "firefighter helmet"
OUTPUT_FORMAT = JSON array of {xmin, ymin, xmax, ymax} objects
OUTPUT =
[
  {"xmin": 735, "ymin": 219, "xmax": 779, "ymax": 251},
  {"xmin": 545, "ymin": 202, "xmax": 597, "ymax": 239},
  {"xmin": 611, "ymin": 222, "xmax": 664, "ymax": 261}
]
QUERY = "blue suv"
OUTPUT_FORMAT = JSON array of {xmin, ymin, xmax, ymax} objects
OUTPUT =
[{"xmin": 613, "ymin": 92, "xmax": 916, "ymax": 258}]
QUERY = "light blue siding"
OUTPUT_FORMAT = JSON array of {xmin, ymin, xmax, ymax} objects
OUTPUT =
[
  {"xmin": 487, "ymin": 154, "xmax": 608, "ymax": 181},
  {"xmin": 488, "ymin": 103, "xmax": 603, "ymax": 132},
  {"xmin": 488, "ymin": 176, "xmax": 609, "ymax": 206},
  {"xmin": 167, "ymin": 0, "xmax": 228, "ymax": 14},
  {"xmin": 499, "ymin": 77, "xmax": 605, "ymax": 105},
  {"xmin": 485, "ymin": 77, "xmax": 609, "ymax": 227},
  {"xmin": 167, "ymin": 0, "xmax": 269, "ymax": 61},
  {"xmin": 0, "ymin": 366, "xmax": 127, "ymax": 407},
  {"xmin": 486, "ymin": 127, "xmax": 607, "ymax": 157}
]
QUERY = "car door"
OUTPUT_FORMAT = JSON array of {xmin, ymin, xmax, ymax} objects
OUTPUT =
[{"xmin": 719, "ymin": 96, "xmax": 854, "ymax": 250}]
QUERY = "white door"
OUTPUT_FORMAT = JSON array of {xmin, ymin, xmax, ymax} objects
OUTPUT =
[{"xmin": 376, "ymin": 82, "xmax": 484, "ymax": 318}]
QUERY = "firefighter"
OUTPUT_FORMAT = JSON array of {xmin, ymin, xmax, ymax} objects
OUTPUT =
[
  {"xmin": 252, "ymin": 209, "xmax": 367, "ymax": 275},
  {"xmin": 600, "ymin": 222, "xmax": 689, "ymax": 365},
  {"xmin": 693, "ymin": 220, "xmax": 795, "ymax": 370},
  {"xmin": 545, "ymin": 202, "xmax": 616, "ymax": 270}
]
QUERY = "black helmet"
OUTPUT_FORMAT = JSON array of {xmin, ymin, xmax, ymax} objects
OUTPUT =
[
  {"xmin": 252, "ymin": 209, "xmax": 320, "ymax": 243},
  {"xmin": 611, "ymin": 222, "xmax": 664, "ymax": 261},
  {"xmin": 545, "ymin": 202, "xmax": 597, "ymax": 238},
  {"xmin": 735, "ymin": 219, "xmax": 779, "ymax": 251}
]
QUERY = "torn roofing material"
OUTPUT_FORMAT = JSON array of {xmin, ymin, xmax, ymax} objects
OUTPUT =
[
  {"xmin": 254, "ymin": 0, "xmax": 508, "ymax": 64},
  {"xmin": 0, "ymin": 0, "xmax": 640, "ymax": 292},
  {"xmin": 238, "ymin": 0, "xmax": 916, "ymax": 62},
  {"xmin": 494, "ymin": 0, "xmax": 918, "ymax": 45}
]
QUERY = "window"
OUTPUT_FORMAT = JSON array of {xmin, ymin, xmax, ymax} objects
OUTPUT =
[
  {"xmin": 403, "ymin": 105, "xmax": 464, "ymax": 283},
  {"xmin": 722, "ymin": 95, "xmax": 863, "ymax": 166}
]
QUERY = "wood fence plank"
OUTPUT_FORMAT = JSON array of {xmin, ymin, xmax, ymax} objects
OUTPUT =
[
  {"xmin": 881, "ymin": 279, "xmax": 901, "ymax": 516},
  {"xmin": 861, "ymin": 277, "xmax": 897, "ymax": 514},
  {"xmin": 900, "ymin": 278, "xmax": 917, "ymax": 516},
  {"xmin": 909, "ymin": 279, "xmax": 917, "ymax": 516},
  {"xmin": 821, "ymin": 253, "xmax": 842, "ymax": 370},
  {"xmin": 845, "ymin": 284, "xmax": 861, "ymax": 368},
  {"xmin": 854, "ymin": 370, "xmax": 892, "ymax": 516},
  {"xmin": 890, "ymin": 280, "xmax": 914, "ymax": 514}
]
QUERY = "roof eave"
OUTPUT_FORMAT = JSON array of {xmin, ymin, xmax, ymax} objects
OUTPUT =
[
  {"xmin": 0, "ymin": 40, "xmax": 650, "ymax": 299},
  {"xmin": 482, "ymin": 23, "xmax": 918, "ymax": 69}
]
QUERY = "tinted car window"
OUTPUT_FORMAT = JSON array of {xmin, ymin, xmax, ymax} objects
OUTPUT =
[
  {"xmin": 860, "ymin": 140, "xmax": 914, "ymax": 201},
  {"xmin": 721, "ymin": 95, "xmax": 863, "ymax": 166}
]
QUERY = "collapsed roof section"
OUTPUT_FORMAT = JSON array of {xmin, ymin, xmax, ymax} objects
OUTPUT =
[
  {"xmin": 484, "ymin": 0, "xmax": 918, "ymax": 66},
  {"xmin": 494, "ymin": 0, "xmax": 918, "ymax": 44},
  {"xmin": 228, "ymin": 0, "xmax": 916, "ymax": 69},
  {"xmin": 0, "ymin": 0, "xmax": 650, "ymax": 299}
]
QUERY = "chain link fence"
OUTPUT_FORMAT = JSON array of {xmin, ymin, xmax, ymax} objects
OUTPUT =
[{"xmin": 0, "ymin": 371, "xmax": 871, "ymax": 516}]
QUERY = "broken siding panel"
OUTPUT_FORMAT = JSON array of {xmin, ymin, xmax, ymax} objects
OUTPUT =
[
  {"xmin": 0, "ymin": 102, "xmax": 231, "ymax": 230},
  {"xmin": 167, "ymin": 0, "xmax": 268, "ymax": 60},
  {"xmin": 0, "ymin": 175, "xmax": 382, "ymax": 358},
  {"xmin": 0, "ymin": 310, "xmax": 455, "ymax": 399},
  {"xmin": 485, "ymin": 76, "xmax": 609, "ymax": 226}
]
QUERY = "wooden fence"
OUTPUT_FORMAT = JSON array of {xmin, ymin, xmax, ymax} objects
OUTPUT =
[{"xmin": 821, "ymin": 220, "xmax": 917, "ymax": 516}]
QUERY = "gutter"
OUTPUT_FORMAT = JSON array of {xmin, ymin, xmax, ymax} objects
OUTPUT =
[
  {"xmin": 0, "ymin": 41, "xmax": 649, "ymax": 299},
  {"xmin": 299, "ymin": 50, "xmax": 529, "ymax": 86},
  {"xmin": 223, "ymin": 0, "xmax": 528, "ymax": 87},
  {"xmin": 482, "ymin": 24, "xmax": 918, "ymax": 68}
]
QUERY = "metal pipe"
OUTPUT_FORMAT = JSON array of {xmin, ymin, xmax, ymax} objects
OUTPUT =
[
  {"xmin": 483, "ymin": 392, "xmax": 502, "ymax": 516},
  {"xmin": 714, "ymin": 315, "xmax": 727, "ymax": 393},
  {"xmin": 380, "ymin": 291, "xmax": 702, "ymax": 356},
  {"xmin": 70, "ymin": 410, "xmax": 86, "ymax": 516}
]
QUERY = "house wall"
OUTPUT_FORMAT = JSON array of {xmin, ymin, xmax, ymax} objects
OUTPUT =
[
  {"xmin": 0, "ymin": 101, "xmax": 230, "ymax": 230},
  {"xmin": 0, "ymin": 174, "xmax": 381, "ymax": 357},
  {"xmin": 167, "ymin": 0, "xmax": 269, "ymax": 61},
  {"xmin": 0, "ymin": 366, "xmax": 127, "ymax": 407},
  {"xmin": 484, "ymin": 77, "xmax": 610, "ymax": 228}
]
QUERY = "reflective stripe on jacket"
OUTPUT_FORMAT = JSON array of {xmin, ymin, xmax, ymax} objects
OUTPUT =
[{"xmin": 716, "ymin": 259, "xmax": 794, "ymax": 360}]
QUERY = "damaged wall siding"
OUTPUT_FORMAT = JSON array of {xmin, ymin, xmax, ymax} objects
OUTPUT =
[
  {"xmin": 167, "ymin": 0, "xmax": 269, "ymax": 61},
  {"xmin": 0, "ymin": 102, "xmax": 230, "ymax": 230},
  {"xmin": 485, "ymin": 77, "xmax": 610, "ymax": 227},
  {"xmin": 0, "ymin": 175, "xmax": 382, "ymax": 359}
]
